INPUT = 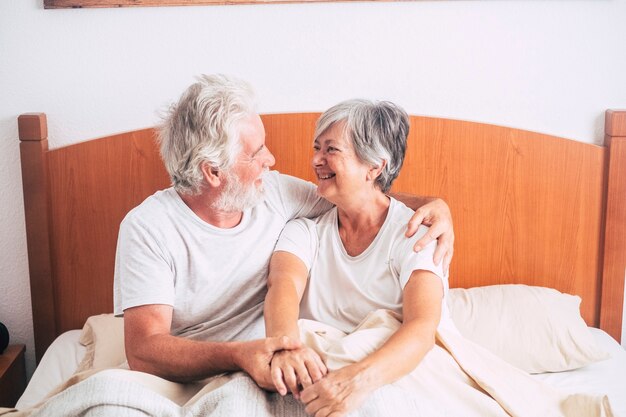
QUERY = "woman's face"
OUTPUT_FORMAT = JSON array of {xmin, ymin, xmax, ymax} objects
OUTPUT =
[{"xmin": 312, "ymin": 122, "xmax": 372, "ymax": 204}]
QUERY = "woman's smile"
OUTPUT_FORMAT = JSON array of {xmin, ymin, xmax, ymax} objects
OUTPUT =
[{"xmin": 316, "ymin": 172, "xmax": 336, "ymax": 180}]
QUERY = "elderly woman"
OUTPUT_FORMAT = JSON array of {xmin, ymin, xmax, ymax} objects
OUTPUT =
[{"xmin": 264, "ymin": 99, "xmax": 446, "ymax": 416}]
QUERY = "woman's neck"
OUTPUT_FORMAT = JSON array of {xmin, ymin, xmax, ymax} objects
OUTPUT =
[{"xmin": 336, "ymin": 191, "xmax": 391, "ymax": 256}]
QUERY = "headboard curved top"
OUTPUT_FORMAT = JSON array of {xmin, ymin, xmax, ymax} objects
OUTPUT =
[{"xmin": 18, "ymin": 111, "xmax": 626, "ymax": 361}]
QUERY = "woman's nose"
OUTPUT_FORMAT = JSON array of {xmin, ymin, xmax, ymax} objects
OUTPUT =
[{"xmin": 312, "ymin": 150, "xmax": 323, "ymax": 167}]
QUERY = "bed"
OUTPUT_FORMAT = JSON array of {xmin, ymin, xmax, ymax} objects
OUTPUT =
[{"xmin": 6, "ymin": 109, "xmax": 626, "ymax": 416}]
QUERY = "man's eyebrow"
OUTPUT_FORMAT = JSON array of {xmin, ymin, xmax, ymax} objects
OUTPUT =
[{"xmin": 251, "ymin": 144, "xmax": 264, "ymax": 157}]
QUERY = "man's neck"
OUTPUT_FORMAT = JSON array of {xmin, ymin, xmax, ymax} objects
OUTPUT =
[{"xmin": 178, "ymin": 191, "xmax": 244, "ymax": 229}]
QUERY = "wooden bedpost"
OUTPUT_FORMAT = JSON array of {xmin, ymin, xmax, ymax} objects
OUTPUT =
[
  {"xmin": 600, "ymin": 110, "xmax": 626, "ymax": 343},
  {"xmin": 18, "ymin": 113, "xmax": 57, "ymax": 362}
]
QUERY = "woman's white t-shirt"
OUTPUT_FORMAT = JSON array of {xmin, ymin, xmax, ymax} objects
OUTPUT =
[{"xmin": 275, "ymin": 198, "xmax": 447, "ymax": 333}]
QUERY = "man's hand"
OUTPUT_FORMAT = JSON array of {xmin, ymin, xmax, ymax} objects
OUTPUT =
[
  {"xmin": 271, "ymin": 347, "xmax": 327, "ymax": 399},
  {"xmin": 406, "ymin": 198, "xmax": 454, "ymax": 273},
  {"xmin": 232, "ymin": 336, "xmax": 301, "ymax": 390}
]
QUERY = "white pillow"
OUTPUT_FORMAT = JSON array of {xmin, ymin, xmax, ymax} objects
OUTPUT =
[{"xmin": 446, "ymin": 284, "xmax": 610, "ymax": 373}]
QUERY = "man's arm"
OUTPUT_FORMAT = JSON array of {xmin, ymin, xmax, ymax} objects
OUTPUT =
[
  {"xmin": 389, "ymin": 192, "xmax": 436, "ymax": 211},
  {"xmin": 390, "ymin": 192, "xmax": 455, "ymax": 273},
  {"xmin": 273, "ymin": 173, "xmax": 334, "ymax": 220},
  {"xmin": 123, "ymin": 304, "xmax": 299, "ymax": 387}
]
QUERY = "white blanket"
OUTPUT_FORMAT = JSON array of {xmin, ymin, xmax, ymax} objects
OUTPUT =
[
  {"xmin": 299, "ymin": 310, "xmax": 613, "ymax": 417},
  {"xmin": 0, "ymin": 310, "xmax": 615, "ymax": 417},
  {"xmin": 4, "ymin": 370, "xmax": 442, "ymax": 417}
]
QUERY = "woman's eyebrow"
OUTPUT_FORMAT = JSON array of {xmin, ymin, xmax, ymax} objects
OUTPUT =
[{"xmin": 315, "ymin": 138, "xmax": 337, "ymax": 146}]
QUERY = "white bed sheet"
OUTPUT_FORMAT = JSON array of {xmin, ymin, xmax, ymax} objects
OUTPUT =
[
  {"xmin": 16, "ymin": 328, "xmax": 626, "ymax": 415},
  {"xmin": 16, "ymin": 330, "xmax": 85, "ymax": 410},
  {"xmin": 532, "ymin": 328, "xmax": 626, "ymax": 417}
]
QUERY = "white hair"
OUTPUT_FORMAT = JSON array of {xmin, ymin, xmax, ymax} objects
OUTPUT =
[
  {"xmin": 157, "ymin": 74, "xmax": 258, "ymax": 195},
  {"xmin": 212, "ymin": 168, "xmax": 269, "ymax": 212},
  {"xmin": 314, "ymin": 99, "xmax": 409, "ymax": 193}
]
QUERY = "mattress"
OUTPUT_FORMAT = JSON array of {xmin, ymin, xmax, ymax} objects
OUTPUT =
[{"xmin": 16, "ymin": 328, "xmax": 626, "ymax": 415}]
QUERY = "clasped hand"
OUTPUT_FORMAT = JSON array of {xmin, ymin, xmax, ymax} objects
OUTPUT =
[
  {"xmin": 270, "ymin": 346, "xmax": 328, "ymax": 399},
  {"xmin": 271, "ymin": 350, "xmax": 371, "ymax": 417}
]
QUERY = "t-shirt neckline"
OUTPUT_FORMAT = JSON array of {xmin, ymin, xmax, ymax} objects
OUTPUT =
[
  {"xmin": 332, "ymin": 197, "xmax": 395, "ymax": 261},
  {"xmin": 167, "ymin": 188, "xmax": 253, "ymax": 234}
]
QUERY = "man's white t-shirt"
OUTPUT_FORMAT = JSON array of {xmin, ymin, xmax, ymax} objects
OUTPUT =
[
  {"xmin": 275, "ymin": 197, "xmax": 448, "ymax": 333},
  {"xmin": 114, "ymin": 171, "xmax": 331, "ymax": 342}
]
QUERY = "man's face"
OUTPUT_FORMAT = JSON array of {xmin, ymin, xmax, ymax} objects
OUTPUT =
[
  {"xmin": 213, "ymin": 114, "xmax": 276, "ymax": 212},
  {"xmin": 231, "ymin": 113, "xmax": 275, "ymax": 189}
]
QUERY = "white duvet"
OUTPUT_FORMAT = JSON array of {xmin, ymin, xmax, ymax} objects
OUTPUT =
[{"xmin": 1, "ymin": 310, "xmax": 616, "ymax": 417}]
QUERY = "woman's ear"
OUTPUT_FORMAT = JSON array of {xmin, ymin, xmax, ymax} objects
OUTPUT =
[
  {"xmin": 368, "ymin": 160, "xmax": 387, "ymax": 182},
  {"xmin": 201, "ymin": 162, "xmax": 222, "ymax": 188}
]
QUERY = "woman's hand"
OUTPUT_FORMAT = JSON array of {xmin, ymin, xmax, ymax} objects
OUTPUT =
[
  {"xmin": 271, "ymin": 347, "xmax": 328, "ymax": 399},
  {"xmin": 233, "ymin": 336, "xmax": 301, "ymax": 391},
  {"xmin": 406, "ymin": 198, "xmax": 454, "ymax": 273},
  {"xmin": 299, "ymin": 365, "xmax": 373, "ymax": 417}
]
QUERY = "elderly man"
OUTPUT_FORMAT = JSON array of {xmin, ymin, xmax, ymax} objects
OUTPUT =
[{"xmin": 113, "ymin": 74, "xmax": 454, "ymax": 391}]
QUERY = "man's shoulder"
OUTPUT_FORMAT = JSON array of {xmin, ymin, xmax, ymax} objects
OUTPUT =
[
  {"xmin": 259, "ymin": 171, "xmax": 313, "ymax": 210},
  {"xmin": 263, "ymin": 171, "xmax": 309, "ymax": 194},
  {"xmin": 122, "ymin": 188, "xmax": 177, "ymax": 226}
]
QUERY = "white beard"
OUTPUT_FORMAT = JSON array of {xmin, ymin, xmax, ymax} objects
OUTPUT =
[{"xmin": 212, "ymin": 168, "xmax": 267, "ymax": 212}]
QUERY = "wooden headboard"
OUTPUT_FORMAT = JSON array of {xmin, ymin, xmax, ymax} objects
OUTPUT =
[{"xmin": 18, "ymin": 111, "xmax": 626, "ymax": 362}]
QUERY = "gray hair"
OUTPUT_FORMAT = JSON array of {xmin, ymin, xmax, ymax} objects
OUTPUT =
[
  {"xmin": 314, "ymin": 99, "xmax": 409, "ymax": 193},
  {"xmin": 157, "ymin": 74, "xmax": 257, "ymax": 195}
]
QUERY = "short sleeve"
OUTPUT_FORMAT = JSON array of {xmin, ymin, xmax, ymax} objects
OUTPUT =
[
  {"xmin": 273, "ymin": 218, "xmax": 318, "ymax": 271},
  {"xmin": 395, "ymin": 225, "xmax": 447, "ymax": 291},
  {"xmin": 113, "ymin": 214, "xmax": 176, "ymax": 316},
  {"xmin": 268, "ymin": 172, "xmax": 333, "ymax": 220}
]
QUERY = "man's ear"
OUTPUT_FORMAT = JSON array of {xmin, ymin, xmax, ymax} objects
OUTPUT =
[
  {"xmin": 367, "ymin": 160, "xmax": 387, "ymax": 182},
  {"xmin": 201, "ymin": 162, "xmax": 221, "ymax": 188}
]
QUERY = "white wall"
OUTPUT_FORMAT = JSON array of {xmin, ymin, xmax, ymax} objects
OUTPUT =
[{"xmin": 1, "ymin": 0, "xmax": 625, "ymax": 378}]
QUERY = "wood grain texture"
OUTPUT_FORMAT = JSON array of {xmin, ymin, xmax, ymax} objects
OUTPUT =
[
  {"xmin": 0, "ymin": 345, "xmax": 27, "ymax": 408},
  {"xmin": 262, "ymin": 113, "xmax": 319, "ymax": 183},
  {"xmin": 43, "ymin": 0, "xmax": 357, "ymax": 8},
  {"xmin": 263, "ymin": 113, "xmax": 607, "ymax": 327},
  {"xmin": 600, "ymin": 110, "xmax": 626, "ymax": 342},
  {"xmin": 18, "ymin": 114, "xmax": 57, "ymax": 362},
  {"xmin": 18, "ymin": 114, "xmax": 48, "ymax": 142},
  {"xmin": 605, "ymin": 109, "xmax": 626, "ymax": 137},
  {"xmin": 46, "ymin": 128, "xmax": 170, "ymax": 334},
  {"xmin": 398, "ymin": 117, "xmax": 607, "ymax": 327},
  {"xmin": 18, "ymin": 111, "xmax": 621, "ymax": 356}
]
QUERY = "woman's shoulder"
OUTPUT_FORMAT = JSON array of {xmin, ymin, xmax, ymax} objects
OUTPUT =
[
  {"xmin": 387, "ymin": 198, "xmax": 430, "ymax": 242},
  {"xmin": 282, "ymin": 208, "xmax": 337, "ymax": 243}
]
